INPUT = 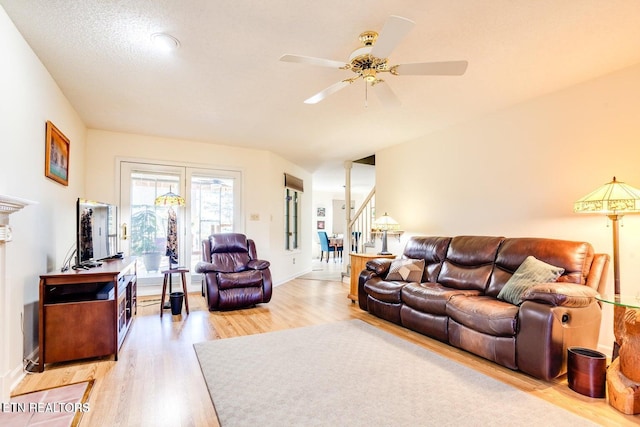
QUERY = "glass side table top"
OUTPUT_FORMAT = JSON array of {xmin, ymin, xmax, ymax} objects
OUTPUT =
[{"xmin": 596, "ymin": 294, "xmax": 640, "ymax": 309}]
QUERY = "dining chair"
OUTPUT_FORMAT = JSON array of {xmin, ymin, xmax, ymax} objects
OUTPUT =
[{"xmin": 318, "ymin": 231, "xmax": 343, "ymax": 262}]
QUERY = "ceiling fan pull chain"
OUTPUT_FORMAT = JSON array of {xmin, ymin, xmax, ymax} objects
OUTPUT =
[{"xmin": 365, "ymin": 81, "xmax": 368, "ymax": 108}]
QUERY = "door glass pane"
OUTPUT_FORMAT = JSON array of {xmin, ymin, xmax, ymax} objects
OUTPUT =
[
  {"xmin": 190, "ymin": 175, "xmax": 235, "ymax": 272},
  {"xmin": 130, "ymin": 172, "xmax": 181, "ymax": 278}
]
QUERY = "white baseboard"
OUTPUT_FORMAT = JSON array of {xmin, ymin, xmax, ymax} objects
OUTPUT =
[
  {"xmin": 3, "ymin": 347, "xmax": 37, "ymax": 402},
  {"xmin": 1, "ymin": 370, "xmax": 9, "ymax": 403}
]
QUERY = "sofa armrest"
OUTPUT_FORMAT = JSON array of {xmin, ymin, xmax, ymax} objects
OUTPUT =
[
  {"xmin": 366, "ymin": 258, "xmax": 394, "ymax": 276},
  {"xmin": 521, "ymin": 282, "xmax": 598, "ymax": 308},
  {"xmin": 517, "ymin": 300, "xmax": 601, "ymax": 380},
  {"xmin": 357, "ymin": 271, "xmax": 380, "ymax": 311},
  {"xmin": 247, "ymin": 259, "xmax": 270, "ymax": 270}
]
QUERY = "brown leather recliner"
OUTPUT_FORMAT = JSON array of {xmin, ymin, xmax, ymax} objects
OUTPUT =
[{"xmin": 195, "ymin": 233, "xmax": 272, "ymax": 311}]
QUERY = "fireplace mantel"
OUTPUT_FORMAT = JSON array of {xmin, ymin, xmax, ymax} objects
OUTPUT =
[
  {"xmin": 0, "ymin": 194, "xmax": 35, "ymax": 241},
  {"xmin": 0, "ymin": 194, "xmax": 34, "ymax": 215}
]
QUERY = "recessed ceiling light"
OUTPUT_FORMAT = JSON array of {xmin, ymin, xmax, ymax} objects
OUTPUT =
[{"xmin": 151, "ymin": 33, "xmax": 180, "ymax": 51}]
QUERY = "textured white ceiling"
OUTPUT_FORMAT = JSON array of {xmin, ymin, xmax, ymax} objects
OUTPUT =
[{"xmin": 3, "ymin": 0, "xmax": 640, "ymax": 192}]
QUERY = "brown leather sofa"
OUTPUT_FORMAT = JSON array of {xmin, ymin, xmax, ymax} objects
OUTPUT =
[
  {"xmin": 358, "ymin": 235, "xmax": 609, "ymax": 380},
  {"xmin": 196, "ymin": 233, "xmax": 272, "ymax": 311}
]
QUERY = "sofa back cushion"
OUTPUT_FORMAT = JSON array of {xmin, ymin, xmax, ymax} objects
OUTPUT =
[
  {"xmin": 402, "ymin": 236, "xmax": 451, "ymax": 282},
  {"xmin": 486, "ymin": 237, "xmax": 595, "ymax": 298},
  {"xmin": 437, "ymin": 236, "xmax": 505, "ymax": 291}
]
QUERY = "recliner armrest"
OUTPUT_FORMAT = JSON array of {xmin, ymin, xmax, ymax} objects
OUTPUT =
[
  {"xmin": 521, "ymin": 282, "xmax": 598, "ymax": 308},
  {"xmin": 247, "ymin": 259, "xmax": 270, "ymax": 270},
  {"xmin": 195, "ymin": 261, "xmax": 217, "ymax": 274}
]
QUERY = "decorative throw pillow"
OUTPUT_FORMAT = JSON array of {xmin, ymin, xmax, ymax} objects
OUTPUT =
[
  {"xmin": 497, "ymin": 256, "xmax": 565, "ymax": 305},
  {"xmin": 385, "ymin": 259, "xmax": 425, "ymax": 282}
]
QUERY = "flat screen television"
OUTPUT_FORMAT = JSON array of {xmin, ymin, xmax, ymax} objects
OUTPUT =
[{"xmin": 76, "ymin": 198, "xmax": 119, "ymax": 267}]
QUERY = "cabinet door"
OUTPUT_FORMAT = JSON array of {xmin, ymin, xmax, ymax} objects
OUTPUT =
[{"xmin": 44, "ymin": 300, "xmax": 115, "ymax": 363}]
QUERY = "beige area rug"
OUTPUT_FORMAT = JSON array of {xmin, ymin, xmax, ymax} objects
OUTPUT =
[
  {"xmin": 194, "ymin": 320, "xmax": 599, "ymax": 427},
  {"xmin": 1, "ymin": 380, "xmax": 93, "ymax": 427},
  {"xmin": 297, "ymin": 269, "xmax": 343, "ymax": 281}
]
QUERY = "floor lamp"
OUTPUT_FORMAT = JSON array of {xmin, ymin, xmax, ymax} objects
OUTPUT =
[
  {"xmin": 574, "ymin": 177, "xmax": 640, "ymax": 296},
  {"xmin": 374, "ymin": 212, "xmax": 399, "ymax": 255},
  {"xmin": 155, "ymin": 187, "xmax": 185, "ymax": 308}
]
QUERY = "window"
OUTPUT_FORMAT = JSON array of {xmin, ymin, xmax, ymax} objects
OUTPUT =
[
  {"xmin": 285, "ymin": 188, "xmax": 300, "ymax": 250},
  {"xmin": 284, "ymin": 173, "xmax": 304, "ymax": 251}
]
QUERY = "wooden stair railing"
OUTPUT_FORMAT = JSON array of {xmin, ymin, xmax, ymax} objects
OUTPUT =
[{"xmin": 343, "ymin": 187, "xmax": 375, "ymax": 277}]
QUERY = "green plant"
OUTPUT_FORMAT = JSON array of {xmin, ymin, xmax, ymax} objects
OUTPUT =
[{"xmin": 130, "ymin": 208, "xmax": 161, "ymax": 255}]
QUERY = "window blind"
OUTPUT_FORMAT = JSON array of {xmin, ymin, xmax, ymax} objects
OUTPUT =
[{"xmin": 284, "ymin": 173, "xmax": 304, "ymax": 192}]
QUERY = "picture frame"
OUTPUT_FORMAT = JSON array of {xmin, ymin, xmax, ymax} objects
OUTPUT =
[
  {"xmin": 317, "ymin": 207, "xmax": 325, "ymax": 217},
  {"xmin": 45, "ymin": 120, "xmax": 70, "ymax": 186},
  {"xmin": 317, "ymin": 220, "xmax": 325, "ymax": 230}
]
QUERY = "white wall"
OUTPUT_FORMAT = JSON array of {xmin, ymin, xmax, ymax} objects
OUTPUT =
[
  {"xmin": 376, "ymin": 62, "xmax": 640, "ymax": 353},
  {"xmin": 0, "ymin": 6, "xmax": 87, "ymax": 394},
  {"xmin": 85, "ymin": 129, "xmax": 312, "ymax": 285}
]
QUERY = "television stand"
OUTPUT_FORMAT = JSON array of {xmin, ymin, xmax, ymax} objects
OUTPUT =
[{"xmin": 38, "ymin": 257, "xmax": 137, "ymax": 371}]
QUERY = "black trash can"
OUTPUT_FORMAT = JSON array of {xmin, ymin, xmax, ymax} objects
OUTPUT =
[
  {"xmin": 567, "ymin": 347, "xmax": 607, "ymax": 398},
  {"xmin": 170, "ymin": 292, "xmax": 184, "ymax": 315}
]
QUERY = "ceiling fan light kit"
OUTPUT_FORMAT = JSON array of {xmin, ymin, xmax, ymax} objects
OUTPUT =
[{"xmin": 280, "ymin": 15, "xmax": 468, "ymax": 106}]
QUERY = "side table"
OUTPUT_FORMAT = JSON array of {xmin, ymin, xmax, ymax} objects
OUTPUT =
[
  {"xmin": 160, "ymin": 268, "xmax": 190, "ymax": 317},
  {"xmin": 348, "ymin": 253, "xmax": 395, "ymax": 302},
  {"xmin": 596, "ymin": 294, "xmax": 640, "ymax": 414}
]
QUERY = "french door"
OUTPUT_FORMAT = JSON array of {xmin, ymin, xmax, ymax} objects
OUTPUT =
[{"xmin": 119, "ymin": 161, "xmax": 241, "ymax": 285}]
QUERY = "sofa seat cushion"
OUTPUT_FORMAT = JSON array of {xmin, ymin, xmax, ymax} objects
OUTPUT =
[
  {"xmin": 402, "ymin": 282, "xmax": 481, "ymax": 316},
  {"xmin": 218, "ymin": 270, "xmax": 263, "ymax": 290},
  {"xmin": 364, "ymin": 279, "xmax": 407, "ymax": 304},
  {"xmin": 446, "ymin": 295, "xmax": 519, "ymax": 337}
]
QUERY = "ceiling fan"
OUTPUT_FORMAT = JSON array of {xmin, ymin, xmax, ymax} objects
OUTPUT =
[{"xmin": 280, "ymin": 15, "xmax": 468, "ymax": 106}]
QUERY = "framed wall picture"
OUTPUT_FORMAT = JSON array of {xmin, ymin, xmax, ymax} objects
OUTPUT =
[
  {"xmin": 45, "ymin": 121, "xmax": 70, "ymax": 186},
  {"xmin": 317, "ymin": 207, "xmax": 325, "ymax": 217},
  {"xmin": 317, "ymin": 220, "xmax": 325, "ymax": 230}
]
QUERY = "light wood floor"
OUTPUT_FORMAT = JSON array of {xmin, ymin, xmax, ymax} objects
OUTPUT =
[{"xmin": 12, "ymin": 275, "xmax": 640, "ymax": 426}]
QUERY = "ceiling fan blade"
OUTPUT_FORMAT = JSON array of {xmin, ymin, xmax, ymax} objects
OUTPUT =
[
  {"xmin": 280, "ymin": 54, "xmax": 346, "ymax": 69},
  {"xmin": 370, "ymin": 15, "xmax": 415, "ymax": 59},
  {"xmin": 394, "ymin": 61, "xmax": 469, "ymax": 76},
  {"xmin": 374, "ymin": 81, "xmax": 401, "ymax": 108},
  {"xmin": 304, "ymin": 80, "xmax": 352, "ymax": 104}
]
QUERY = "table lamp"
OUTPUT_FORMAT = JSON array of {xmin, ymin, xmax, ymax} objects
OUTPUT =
[
  {"xmin": 374, "ymin": 212, "xmax": 399, "ymax": 255},
  {"xmin": 574, "ymin": 177, "xmax": 640, "ymax": 295}
]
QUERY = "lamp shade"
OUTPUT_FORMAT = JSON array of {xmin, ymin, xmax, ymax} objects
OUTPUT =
[
  {"xmin": 374, "ymin": 212, "xmax": 400, "ymax": 231},
  {"xmin": 154, "ymin": 188, "xmax": 185, "ymax": 207},
  {"xmin": 574, "ymin": 176, "xmax": 640, "ymax": 297},
  {"xmin": 574, "ymin": 177, "xmax": 640, "ymax": 215}
]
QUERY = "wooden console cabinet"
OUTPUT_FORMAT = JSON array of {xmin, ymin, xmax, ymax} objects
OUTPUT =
[{"xmin": 38, "ymin": 258, "xmax": 137, "ymax": 371}]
